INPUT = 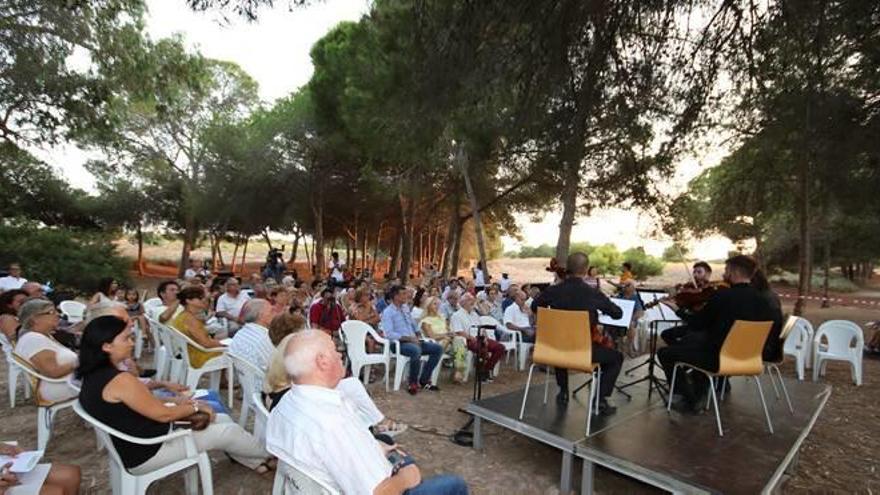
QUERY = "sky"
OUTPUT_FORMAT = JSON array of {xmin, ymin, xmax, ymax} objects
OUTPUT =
[{"xmin": 43, "ymin": 0, "xmax": 736, "ymax": 260}]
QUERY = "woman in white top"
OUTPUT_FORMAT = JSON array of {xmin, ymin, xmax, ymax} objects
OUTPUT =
[
  {"xmin": 88, "ymin": 277, "xmax": 120, "ymax": 307},
  {"xmin": 409, "ymin": 288, "xmax": 427, "ymax": 323},
  {"xmin": 13, "ymin": 299, "xmax": 79, "ymax": 402}
]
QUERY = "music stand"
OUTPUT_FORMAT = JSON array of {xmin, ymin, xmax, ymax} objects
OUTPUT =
[
  {"xmin": 618, "ymin": 315, "xmax": 679, "ymax": 401},
  {"xmin": 452, "ymin": 324, "xmax": 495, "ymax": 446}
]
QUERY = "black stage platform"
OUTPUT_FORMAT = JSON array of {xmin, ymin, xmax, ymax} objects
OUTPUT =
[{"xmin": 466, "ymin": 371, "xmax": 831, "ymax": 494}]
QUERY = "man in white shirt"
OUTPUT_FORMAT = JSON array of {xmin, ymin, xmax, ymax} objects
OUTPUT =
[
  {"xmin": 328, "ymin": 252, "xmax": 345, "ymax": 286},
  {"xmin": 229, "ymin": 299, "xmax": 275, "ymax": 371},
  {"xmin": 503, "ymin": 289, "xmax": 535, "ymax": 343},
  {"xmin": 439, "ymin": 291, "xmax": 459, "ymax": 321},
  {"xmin": 216, "ymin": 278, "xmax": 250, "ymax": 336},
  {"xmin": 449, "ymin": 294, "xmax": 505, "ymax": 382},
  {"xmin": 0, "ymin": 263, "xmax": 27, "ymax": 291},
  {"xmin": 266, "ymin": 330, "xmax": 467, "ymax": 495}
]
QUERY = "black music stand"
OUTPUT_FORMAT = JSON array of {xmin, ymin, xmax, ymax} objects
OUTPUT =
[
  {"xmin": 452, "ymin": 324, "xmax": 493, "ymax": 446},
  {"xmin": 618, "ymin": 318, "xmax": 676, "ymax": 401}
]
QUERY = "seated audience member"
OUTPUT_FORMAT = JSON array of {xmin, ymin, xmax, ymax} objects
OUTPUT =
[
  {"xmin": 0, "ymin": 262, "xmax": 27, "ymax": 291},
  {"xmin": 525, "ymin": 285, "xmax": 540, "ymax": 308},
  {"xmin": 266, "ymin": 331, "xmax": 466, "ymax": 494},
  {"xmin": 229, "ymin": 299, "xmax": 275, "ymax": 371},
  {"xmin": 14, "ymin": 299, "xmax": 79, "ymax": 402},
  {"xmin": 350, "ymin": 288, "xmax": 381, "ymax": 327},
  {"xmin": 0, "ymin": 442, "xmax": 80, "ymax": 495},
  {"xmin": 381, "ymin": 286, "xmax": 443, "ymax": 395},
  {"xmin": 420, "ymin": 297, "xmax": 467, "ymax": 383},
  {"xmin": 215, "ymin": 278, "xmax": 250, "ymax": 336},
  {"xmin": 89, "ymin": 277, "xmax": 119, "ymax": 307},
  {"xmin": 21, "ymin": 281, "xmax": 45, "ymax": 298},
  {"xmin": 503, "ymin": 288, "xmax": 535, "ymax": 343},
  {"xmin": 501, "ymin": 284, "xmax": 519, "ymax": 312},
  {"xmin": 439, "ymin": 290, "xmax": 460, "ymax": 321},
  {"xmin": 269, "ymin": 312, "xmax": 307, "ymax": 347},
  {"xmin": 450, "ymin": 294, "xmax": 505, "ymax": 382},
  {"xmin": 170, "ymin": 286, "xmax": 225, "ymax": 369},
  {"xmin": 77, "ymin": 315, "xmax": 272, "ymax": 475},
  {"xmin": 374, "ymin": 287, "xmax": 391, "ymax": 315},
  {"xmin": 146, "ymin": 281, "xmax": 181, "ymax": 324},
  {"xmin": 123, "ymin": 288, "xmax": 151, "ymax": 346},
  {"xmin": 308, "ymin": 288, "xmax": 345, "ymax": 335},
  {"xmin": 0, "ymin": 288, "xmax": 27, "ymax": 341},
  {"xmin": 410, "ymin": 288, "xmax": 427, "ymax": 323}
]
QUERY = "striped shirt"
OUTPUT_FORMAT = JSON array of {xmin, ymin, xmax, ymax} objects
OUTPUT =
[{"xmin": 228, "ymin": 322, "xmax": 273, "ymax": 371}]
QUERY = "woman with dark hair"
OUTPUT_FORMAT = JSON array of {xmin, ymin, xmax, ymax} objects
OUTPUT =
[
  {"xmin": 88, "ymin": 277, "xmax": 119, "ymax": 307},
  {"xmin": 77, "ymin": 316, "xmax": 271, "ymax": 475},
  {"xmin": 0, "ymin": 288, "xmax": 27, "ymax": 341},
  {"xmin": 170, "ymin": 286, "xmax": 225, "ymax": 369}
]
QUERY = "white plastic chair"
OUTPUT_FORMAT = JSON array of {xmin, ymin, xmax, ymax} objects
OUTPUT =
[
  {"xmin": 390, "ymin": 340, "xmax": 444, "ymax": 391},
  {"xmin": 227, "ymin": 352, "xmax": 265, "ymax": 428},
  {"xmin": 340, "ymin": 321, "xmax": 390, "ymax": 391},
  {"xmin": 1, "ymin": 333, "xmax": 30, "ymax": 407},
  {"xmin": 479, "ymin": 315, "xmax": 518, "ymax": 367},
  {"xmin": 132, "ymin": 318, "xmax": 145, "ymax": 360},
  {"xmin": 783, "ymin": 316, "xmax": 814, "ymax": 381},
  {"xmin": 59, "ymin": 300, "xmax": 86, "ymax": 324},
  {"xmin": 164, "ymin": 326, "xmax": 234, "ymax": 405},
  {"xmin": 252, "ymin": 392, "xmax": 270, "ymax": 447},
  {"xmin": 73, "ymin": 401, "xmax": 213, "ymax": 495},
  {"xmin": 272, "ymin": 460, "xmax": 339, "ymax": 495},
  {"xmin": 813, "ymin": 320, "xmax": 863, "ymax": 385},
  {"xmin": 147, "ymin": 318, "xmax": 175, "ymax": 382},
  {"xmin": 11, "ymin": 354, "xmax": 76, "ymax": 450}
]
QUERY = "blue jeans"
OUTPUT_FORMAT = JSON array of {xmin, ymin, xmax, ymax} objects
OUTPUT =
[
  {"xmin": 405, "ymin": 474, "xmax": 468, "ymax": 495},
  {"xmin": 399, "ymin": 341, "xmax": 443, "ymax": 385}
]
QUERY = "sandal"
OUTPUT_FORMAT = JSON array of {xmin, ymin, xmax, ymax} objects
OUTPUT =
[{"xmin": 226, "ymin": 453, "xmax": 275, "ymax": 475}]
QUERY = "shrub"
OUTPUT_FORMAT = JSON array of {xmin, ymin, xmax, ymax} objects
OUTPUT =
[
  {"xmin": 622, "ymin": 247, "xmax": 665, "ymax": 280},
  {"xmin": 0, "ymin": 223, "xmax": 130, "ymax": 295}
]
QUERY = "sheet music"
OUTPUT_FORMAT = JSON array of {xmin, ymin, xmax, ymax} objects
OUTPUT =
[
  {"xmin": 599, "ymin": 298, "xmax": 636, "ymax": 327},
  {"xmin": 637, "ymin": 291, "xmax": 681, "ymax": 323}
]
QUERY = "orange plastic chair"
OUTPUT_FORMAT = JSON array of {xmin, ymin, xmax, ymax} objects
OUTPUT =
[
  {"xmin": 666, "ymin": 320, "xmax": 775, "ymax": 437},
  {"xmin": 518, "ymin": 307, "xmax": 601, "ymax": 436}
]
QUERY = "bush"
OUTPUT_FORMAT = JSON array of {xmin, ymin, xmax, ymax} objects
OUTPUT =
[
  {"xmin": 622, "ymin": 247, "xmax": 665, "ymax": 280},
  {"xmin": 768, "ymin": 270, "xmax": 859, "ymax": 293},
  {"xmin": 517, "ymin": 243, "xmax": 555, "ymax": 258},
  {"xmin": 512, "ymin": 241, "xmax": 665, "ymax": 280},
  {"xmin": 0, "ymin": 223, "xmax": 130, "ymax": 295}
]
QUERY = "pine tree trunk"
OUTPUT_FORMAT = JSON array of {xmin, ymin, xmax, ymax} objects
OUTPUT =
[
  {"xmin": 230, "ymin": 236, "xmax": 240, "ymax": 273},
  {"xmin": 372, "ymin": 223, "xmax": 382, "ymax": 275},
  {"xmin": 440, "ymin": 206, "xmax": 459, "ymax": 279},
  {"xmin": 458, "ymin": 146, "xmax": 490, "ymax": 283},
  {"xmin": 178, "ymin": 213, "xmax": 197, "ymax": 279},
  {"xmin": 136, "ymin": 222, "xmax": 144, "ymax": 276},
  {"xmin": 241, "ymin": 237, "xmax": 249, "ymax": 276},
  {"xmin": 450, "ymin": 218, "xmax": 463, "ymax": 279},
  {"xmin": 555, "ymin": 163, "xmax": 580, "ymax": 263},
  {"xmin": 821, "ymin": 238, "xmax": 831, "ymax": 308}
]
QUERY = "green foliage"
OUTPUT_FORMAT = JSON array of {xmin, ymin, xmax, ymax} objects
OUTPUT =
[
  {"xmin": 516, "ymin": 244, "xmax": 556, "ymax": 258},
  {"xmin": 768, "ymin": 271, "xmax": 858, "ymax": 294},
  {"xmin": 662, "ymin": 243, "xmax": 691, "ymax": 262},
  {"xmin": 622, "ymin": 247, "xmax": 665, "ymax": 280},
  {"xmin": 512, "ymin": 242, "xmax": 663, "ymax": 279},
  {"xmin": 0, "ymin": 223, "xmax": 129, "ymax": 293}
]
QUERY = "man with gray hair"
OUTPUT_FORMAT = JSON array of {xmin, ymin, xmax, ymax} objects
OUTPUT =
[
  {"xmin": 266, "ymin": 330, "xmax": 468, "ymax": 495},
  {"xmin": 228, "ymin": 298, "xmax": 275, "ymax": 370},
  {"xmin": 215, "ymin": 277, "xmax": 250, "ymax": 336}
]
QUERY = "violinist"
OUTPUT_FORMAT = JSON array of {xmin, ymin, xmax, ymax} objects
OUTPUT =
[{"xmin": 659, "ymin": 261, "xmax": 720, "ymax": 346}]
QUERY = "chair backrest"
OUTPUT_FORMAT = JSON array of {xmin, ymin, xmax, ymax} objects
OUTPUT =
[
  {"xmin": 252, "ymin": 391, "xmax": 269, "ymax": 445},
  {"xmin": 340, "ymin": 320, "xmax": 369, "ymax": 359},
  {"xmin": 477, "ymin": 315, "xmax": 500, "ymax": 340},
  {"xmin": 717, "ymin": 320, "xmax": 774, "ymax": 375},
  {"xmin": 143, "ymin": 297, "xmax": 163, "ymax": 316},
  {"xmin": 228, "ymin": 352, "xmax": 265, "ymax": 398},
  {"xmin": 815, "ymin": 320, "xmax": 864, "ymax": 351},
  {"xmin": 276, "ymin": 460, "xmax": 339, "ymax": 495},
  {"xmin": 11, "ymin": 353, "xmax": 69, "ymax": 405},
  {"xmin": 533, "ymin": 308, "xmax": 592, "ymax": 372},
  {"xmin": 162, "ymin": 324, "xmax": 194, "ymax": 368},
  {"xmin": 0, "ymin": 332, "xmax": 13, "ymax": 356},
  {"xmin": 72, "ymin": 401, "xmax": 126, "ymax": 468},
  {"xmin": 779, "ymin": 315, "xmax": 799, "ymax": 341},
  {"xmin": 59, "ymin": 300, "xmax": 86, "ymax": 323}
]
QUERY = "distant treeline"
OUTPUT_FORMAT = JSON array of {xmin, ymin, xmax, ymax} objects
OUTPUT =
[{"xmin": 506, "ymin": 242, "xmax": 664, "ymax": 280}]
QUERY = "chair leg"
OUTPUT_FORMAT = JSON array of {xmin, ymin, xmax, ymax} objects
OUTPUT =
[
  {"xmin": 361, "ymin": 364, "xmax": 371, "ymax": 386},
  {"xmin": 184, "ymin": 467, "xmax": 198, "ymax": 495},
  {"xmin": 594, "ymin": 368, "xmax": 602, "ymax": 413},
  {"xmin": 771, "ymin": 364, "xmax": 794, "ymax": 414},
  {"xmin": 586, "ymin": 370, "xmax": 597, "ymax": 437},
  {"xmin": 519, "ymin": 364, "xmax": 536, "ymax": 419},
  {"xmin": 543, "ymin": 366, "xmax": 550, "ymax": 404},
  {"xmin": 198, "ymin": 454, "xmax": 214, "ymax": 495},
  {"xmin": 754, "ymin": 376, "xmax": 774, "ymax": 434},
  {"xmin": 8, "ymin": 367, "xmax": 17, "ymax": 408},
  {"xmin": 37, "ymin": 407, "xmax": 51, "ymax": 450},
  {"xmin": 667, "ymin": 364, "xmax": 679, "ymax": 411},
  {"xmin": 707, "ymin": 376, "xmax": 723, "ymax": 437},
  {"xmin": 766, "ymin": 366, "xmax": 781, "ymax": 399},
  {"xmin": 384, "ymin": 362, "xmax": 390, "ymax": 392},
  {"xmin": 227, "ymin": 366, "xmax": 234, "ymax": 407},
  {"xmin": 719, "ymin": 377, "xmax": 728, "ymax": 402}
]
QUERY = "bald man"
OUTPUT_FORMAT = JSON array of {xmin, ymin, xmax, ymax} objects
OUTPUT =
[{"xmin": 267, "ymin": 331, "xmax": 467, "ymax": 495}]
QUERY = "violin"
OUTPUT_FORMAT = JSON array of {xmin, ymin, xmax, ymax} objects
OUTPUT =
[{"xmin": 645, "ymin": 280, "xmax": 728, "ymax": 312}]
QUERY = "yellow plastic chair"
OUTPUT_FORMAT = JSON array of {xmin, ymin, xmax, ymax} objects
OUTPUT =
[
  {"xmin": 666, "ymin": 320, "xmax": 775, "ymax": 437},
  {"xmin": 763, "ymin": 315, "xmax": 798, "ymax": 414},
  {"xmin": 518, "ymin": 308, "xmax": 601, "ymax": 437}
]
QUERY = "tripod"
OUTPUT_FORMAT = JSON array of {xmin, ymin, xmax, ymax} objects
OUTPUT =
[
  {"xmin": 617, "ymin": 320, "xmax": 674, "ymax": 401},
  {"xmin": 451, "ymin": 325, "xmax": 493, "ymax": 447}
]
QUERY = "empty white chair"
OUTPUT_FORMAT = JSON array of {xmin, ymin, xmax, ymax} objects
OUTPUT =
[
  {"xmin": 73, "ymin": 401, "xmax": 213, "ymax": 495},
  {"xmin": 813, "ymin": 320, "xmax": 863, "ymax": 385},
  {"xmin": 340, "ymin": 320, "xmax": 390, "ymax": 391},
  {"xmin": 390, "ymin": 341, "xmax": 444, "ymax": 392},
  {"xmin": 164, "ymin": 326, "xmax": 234, "ymax": 405},
  {"xmin": 272, "ymin": 460, "xmax": 339, "ymax": 495},
  {"xmin": 227, "ymin": 352, "xmax": 266, "ymax": 428},
  {"xmin": 59, "ymin": 300, "xmax": 86, "ymax": 323},
  {"xmin": 783, "ymin": 316, "xmax": 814, "ymax": 380},
  {"xmin": 11, "ymin": 354, "xmax": 76, "ymax": 450},
  {"xmin": 1, "ymin": 333, "xmax": 30, "ymax": 407}
]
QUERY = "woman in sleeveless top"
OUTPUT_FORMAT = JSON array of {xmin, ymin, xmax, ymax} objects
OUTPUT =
[
  {"xmin": 0, "ymin": 288, "xmax": 26, "ymax": 342},
  {"xmin": 78, "ymin": 315, "xmax": 271, "ymax": 475},
  {"xmin": 170, "ymin": 286, "xmax": 224, "ymax": 368}
]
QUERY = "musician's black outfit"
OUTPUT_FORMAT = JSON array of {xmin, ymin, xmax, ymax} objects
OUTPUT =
[
  {"xmin": 531, "ymin": 277, "xmax": 624, "ymax": 406},
  {"xmin": 657, "ymin": 282, "xmax": 783, "ymax": 409}
]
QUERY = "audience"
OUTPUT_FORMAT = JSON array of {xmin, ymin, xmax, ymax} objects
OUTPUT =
[
  {"xmin": 146, "ymin": 281, "xmax": 181, "ymax": 323},
  {"xmin": 0, "ymin": 262, "xmax": 27, "ymax": 291},
  {"xmin": 88, "ymin": 277, "xmax": 119, "ymax": 307},
  {"xmin": 439, "ymin": 291, "xmax": 460, "ymax": 321},
  {"xmin": 77, "ymin": 315, "xmax": 272, "ymax": 475},
  {"xmin": 380, "ymin": 286, "xmax": 443, "ymax": 395},
  {"xmin": 420, "ymin": 297, "xmax": 467, "ymax": 383},
  {"xmin": 21, "ymin": 281, "xmax": 45, "ymax": 298},
  {"xmin": 266, "ymin": 330, "xmax": 467, "ymax": 494},
  {"xmin": 450, "ymin": 294, "xmax": 505, "ymax": 382},
  {"xmin": 215, "ymin": 278, "xmax": 250, "ymax": 336},
  {"xmin": 309, "ymin": 288, "xmax": 345, "ymax": 335},
  {"xmin": 350, "ymin": 288, "xmax": 381, "ymax": 327},
  {"xmin": 503, "ymin": 289, "xmax": 535, "ymax": 343},
  {"xmin": 170, "ymin": 286, "xmax": 225, "ymax": 369},
  {"xmin": 0, "ymin": 442, "xmax": 80, "ymax": 495},
  {"xmin": 229, "ymin": 299, "xmax": 275, "ymax": 371},
  {"xmin": 14, "ymin": 299, "xmax": 79, "ymax": 402},
  {"xmin": 0, "ymin": 288, "xmax": 27, "ymax": 341},
  {"xmin": 269, "ymin": 312, "xmax": 307, "ymax": 347}
]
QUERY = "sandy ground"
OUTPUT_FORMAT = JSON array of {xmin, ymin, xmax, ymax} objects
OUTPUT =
[{"xmin": 1, "ymin": 296, "xmax": 878, "ymax": 494}]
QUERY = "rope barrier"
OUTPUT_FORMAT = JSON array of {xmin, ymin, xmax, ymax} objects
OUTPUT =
[{"xmin": 776, "ymin": 292, "xmax": 880, "ymax": 308}]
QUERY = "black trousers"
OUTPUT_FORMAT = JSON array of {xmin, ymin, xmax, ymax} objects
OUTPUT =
[
  {"xmin": 658, "ymin": 343, "xmax": 718, "ymax": 405},
  {"xmin": 555, "ymin": 346, "xmax": 623, "ymax": 399}
]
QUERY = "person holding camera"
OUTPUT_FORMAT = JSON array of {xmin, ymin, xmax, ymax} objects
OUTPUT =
[{"xmin": 77, "ymin": 315, "xmax": 272, "ymax": 476}]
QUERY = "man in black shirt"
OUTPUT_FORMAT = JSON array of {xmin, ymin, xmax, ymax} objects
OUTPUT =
[
  {"xmin": 658, "ymin": 255, "xmax": 783, "ymax": 413},
  {"xmin": 532, "ymin": 252, "xmax": 624, "ymax": 414}
]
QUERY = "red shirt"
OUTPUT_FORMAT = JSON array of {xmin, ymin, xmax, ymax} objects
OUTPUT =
[{"xmin": 309, "ymin": 300, "xmax": 345, "ymax": 333}]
